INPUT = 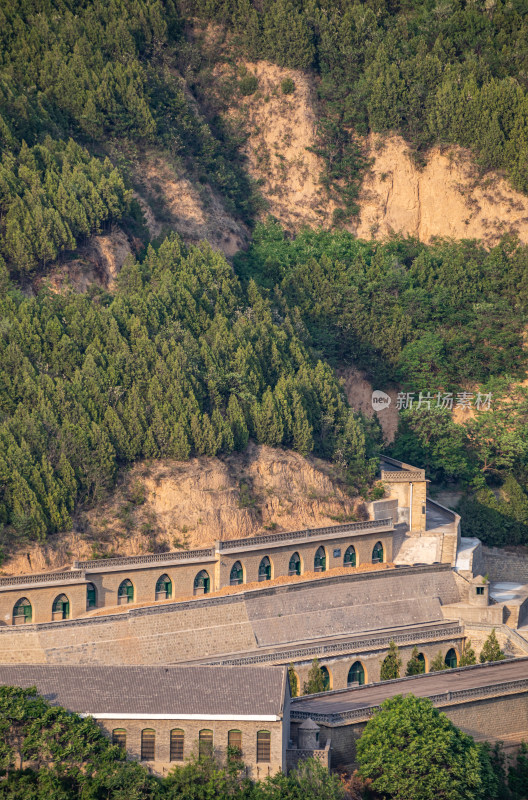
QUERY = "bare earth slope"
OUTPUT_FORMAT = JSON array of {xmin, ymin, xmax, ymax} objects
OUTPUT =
[{"xmin": 2, "ymin": 444, "xmax": 363, "ymax": 576}]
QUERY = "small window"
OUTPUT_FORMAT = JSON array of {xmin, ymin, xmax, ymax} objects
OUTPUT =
[
  {"xmin": 372, "ymin": 541, "xmax": 384, "ymax": 564},
  {"xmin": 170, "ymin": 729, "xmax": 184, "ymax": 761},
  {"xmin": 256, "ymin": 730, "xmax": 271, "ymax": 763},
  {"xmin": 348, "ymin": 661, "xmax": 365, "ymax": 686},
  {"xmin": 344, "ymin": 545, "xmax": 356, "ymax": 568},
  {"xmin": 52, "ymin": 594, "xmax": 70, "ymax": 620},
  {"xmin": 155, "ymin": 574, "xmax": 172, "ymax": 600},
  {"xmin": 228, "ymin": 729, "xmax": 242, "ymax": 759},
  {"xmin": 288, "ymin": 552, "xmax": 301, "ymax": 576},
  {"xmin": 199, "ymin": 729, "xmax": 213, "ymax": 759},
  {"xmin": 118, "ymin": 579, "xmax": 134, "ymax": 604},
  {"xmin": 13, "ymin": 598, "xmax": 32, "ymax": 625},
  {"xmin": 112, "ymin": 729, "xmax": 126, "ymax": 749},
  {"xmin": 230, "ymin": 561, "xmax": 244, "ymax": 586},
  {"xmin": 141, "ymin": 729, "xmax": 155, "ymax": 761},
  {"xmin": 476, "ymin": 586, "xmax": 485, "ymax": 595},
  {"xmin": 314, "ymin": 546, "xmax": 326, "ymax": 572},
  {"xmin": 445, "ymin": 648, "xmax": 458, "ymax": 669},
  {"xmin": 194, "ymin": 570, "xmax": 210, "ymax": 595},
  {"xmin": 87, "ymin": 583, "xmax": 97, "ymax": 609},
  {"xmin": 258, "ymin": 556, "xmax": 272, "ymax": 582}
]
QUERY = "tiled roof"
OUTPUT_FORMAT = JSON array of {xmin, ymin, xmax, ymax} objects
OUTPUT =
[{"xmin": 0, "ymin": 664, "xmax": 287, "ymax": 718}]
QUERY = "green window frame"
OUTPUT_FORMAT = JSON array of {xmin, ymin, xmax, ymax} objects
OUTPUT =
[
  {"xmin": 258, "ymin": 557, "xmax": 271, "ymax": 582},
  {"xmin": 314, "ymin": 546, "xmax": 326, "ymax": 572},
  {"xmin": 445, "ymin": 648, "xmax": 458, "ymax": 669},
  {"xmin": 199, "ymin": 729, "xmax": 213, "ymax": 759},
  {"xmin": 194, "ymin": 570, "xmax": 210, "ymax": 594},
  {"xmin": 13, "ymin": 598, "xmax": 32, "ymax": 624},
  {"xmin": 288, "ymin": 552, "xmax": 301, "ymax": 576},
  {"xmin": 87, "ymin": 583, "xmax": 97, "ymax": 609},
  {"xmin": 52, "ymin": 594, "xmax": 70, "ymax": 620},
  {"xmin": 170, "ymin": 729, "xmax": 184, "ymax": 761},
  {"xmin": 347, "ymin": 661, "xmax": 365, "ymax": 686},
  {"xmin": 112, "ymin": 729, "xmax": 126, "ymax": 749},
  {"xmin": 141, "ymin": 729, "xmax": 155, "ymax": 761},
  {"xmin": 155, "ymin": 574, "xmax": 172, "ymax": 599},
  {"xmin": 118, "ymin": 579, "xmax": 134, "ymax": 603},
  {"xmin": 372, "ymin": 541, "xmax": 384, "ymax": 564},
  {"xmin": 344, "ymin": 546, "xmax": 356, "ymax": 567},
  {"xmin": 256, "ymin": 730, "xmax": 271, "ymax": 763},
  {"xmin": 230, "ymin": 562, "xmax": 243, "ymax": 586}
]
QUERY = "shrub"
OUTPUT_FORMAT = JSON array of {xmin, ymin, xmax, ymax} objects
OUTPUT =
[
  {"xmin": 239, "ymin": 74, "xmax": 258, "ymax": 95},
  {"xmin": 281, "ymin": 77, "xmax": 295, "ymax": 94}
]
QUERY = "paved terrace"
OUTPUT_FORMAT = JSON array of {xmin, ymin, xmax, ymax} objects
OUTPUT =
[{"xmin": 290, "ymin": 658, "xmax": 528, "ymax": 724}]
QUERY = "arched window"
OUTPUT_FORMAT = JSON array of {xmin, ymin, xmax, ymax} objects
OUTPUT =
[
  {"xmin": 228, "ymin": 729, "xmax": 242, "ymax": 758},
  {"xmin": 258, "ymin": 556, "xmax": 272, "ymax": 582},
  {"xmin": 314, "ymin": 546, "xmax": 326, "ymax": 572},
  {"xmin": 155, "ymin": 574, "xmax": 172, "ymax": 600},
  {"xmin": 52, "ymin": 594, "xmax": 70, "ymax": 620},
  {"xmin": 112, "ymin": 729, "xmax": 126, "ymax": 749},
  {"xmin": 344, "ymin": 545, "xmax": 356, "ymax": 567},
  {"xmin": 141, "ymin": 728, "xmax": 155, "ymax": 760},
  {"xmin": 445, "ymin": 648, "xmax": 458, "ymax": 669},
  {"xmin": 194, "ymin": 570, "xmax": 210, "ymax": 595},
  {"xmin": 170, "ymin": 729, "xmax": 184, "ymax": 761},
  {"xmin": 256, "ymin": 730, "xmax": 271, "ymax": 763},
  {"xmin": 417, "ymin": 653, "xmax": 426, "ymax": 673},
  {"xmin": 288, "ymin": 552, "xmax": 301, "ymax": 576},
  {"xmin": 12, "ymin": 598, "xmax": 32, "ymax": 625},
  {"xmin": 320, "ymin": 665, "xmax": 331, "ymax": 690},
  {"xmin": 348, "ymin": 661, "xmax": 365, "ymax": 686},
  {"xmin": 117, "ymin": 579, "xmax": 134, "ymax": 604},
  {"xmin": 230, "ymin": 562, "xmax": 244, "ymax": 586},
  {"xmin": 199, "ymin": 729, "xmax": 213, "ymax": 759},
  {"xmin": 87, "ymin": 583, "xmax": 97, "ymax": 610},
  {"xmin": 372, "ymin": 541, "xmax": 384, "ymax": 564}
]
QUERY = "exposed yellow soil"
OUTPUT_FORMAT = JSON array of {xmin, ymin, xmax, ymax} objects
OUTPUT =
[
  {"xmin": 83, "ymin": 562, "xmax": 393, "ymax": 618},
  {"xmin": 133, "ymin": 150, "xmax": 249, "ymax": 257},
  {"xmin": 234, "ymin": 61, "xmax": 337, "ymax": 230},
  {"xmin": 2, "ymin": 444, "xmax": 366, "ymax": 575},
  {"xmin": 354, "ymin": 134, "xmax": 528, "ymax": 246},
  {"xmin": 338, "ymin": 366, "xmax": 400, "ymax": 444}
]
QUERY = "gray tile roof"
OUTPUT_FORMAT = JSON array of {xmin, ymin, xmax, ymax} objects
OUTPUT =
[{"xmin": 0, "ymin": 664, "xmax": 287, "ymax": 718}]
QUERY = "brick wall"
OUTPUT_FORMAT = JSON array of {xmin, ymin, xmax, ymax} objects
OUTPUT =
[
  {"xmin": 96, "ymin": 717, "xmax": 285, "ymax": 778},
  {"xmin": 483, "ymin": 548, "xmax": 528, "ymax": 584}
]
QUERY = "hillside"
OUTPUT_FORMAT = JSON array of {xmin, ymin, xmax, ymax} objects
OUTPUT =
[{"xmin": 1, "ymin": 444, "xmax": 365, "ymax": 575}]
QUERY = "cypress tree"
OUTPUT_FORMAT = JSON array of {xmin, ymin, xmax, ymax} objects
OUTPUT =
[
  {"xmin": 479, "ymin": 629, "xmax": 505, "ymax": 663},
  {"xmin": 380, "ymin": 640, "xmax": 402, "ymax": 681}
]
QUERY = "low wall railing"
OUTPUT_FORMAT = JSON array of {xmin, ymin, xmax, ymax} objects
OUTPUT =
[
  {"xmin": 205, "ymin": 623, "xmax": 464, "ymax": 666},
  {"xmin": 290, "ymin": 677, "xmax": 528, "ymax": 725},
  {"xmin": 0, "ymin": 570, "xmax": 86, "ymax": 589},
  {"xmin": 74, "ymin": 548, "xmax": 216, "ymax": 571},
  {"xmin": 217, "ymin": 519, "xmax": 392, "ymax": 551}
]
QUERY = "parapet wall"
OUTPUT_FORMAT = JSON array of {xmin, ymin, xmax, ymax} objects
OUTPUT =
[{"xmin": 483, "ymin": 547, "xmax": 528, "ymax": 584}]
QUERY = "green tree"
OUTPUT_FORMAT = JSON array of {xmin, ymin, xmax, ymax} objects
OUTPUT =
[
  {"xmin": 356, "ymin": 694, "xmax": 484, "ymax": 800},
  {"xmin": 479, "ymin": 629, "xmax": 505, "ymax": 663},
  {"xmin": 380, "ymin": 640, "xmax": 402, "ymax": 681},
  {"xmin": 288, "ymin": 663, "xmax": 299, "ymax": 699},
  {"xmin": 459, "ymin": 640, "xmax": 477, "ymax": 667},
  {"xmin": 302, "ymin": 658, "xmax": 326, "ymax": 696},
  {"xmin": 430, "ymin": 651, "xmax": 449, "ymax": 672},
  {"xmin": 405, "ymin": 646, "xmax": 425, "ymax": 676}
]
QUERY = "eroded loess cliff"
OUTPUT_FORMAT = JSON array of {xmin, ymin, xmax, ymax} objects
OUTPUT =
[{"xmin": 2, "ymin": 444, "xmax": 364, "ymax": 575}]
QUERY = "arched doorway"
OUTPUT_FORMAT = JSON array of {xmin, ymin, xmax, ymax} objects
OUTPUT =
[
  {"xmin": 86, "ymin": 583, "xmax": 97, "ymax": 610},
  {"xmin": 344, "ymin": 545, "xmax": 356, "ymax": 567},
  {"xmin": 230, "ymin": 561, "xmax": 244, "ymax": 585},
  {"xmin": 155, "ymin": 574, "xmax": 172, "ymax": 600},
  {"xmin": 320, "ymin": 665, "xmax": 331, "ymax": 690},
  {"xmin": 258, "ymin": 556, "xmax": 272, "ymax": 582},
  {"xmin": 417, "ymin": 653, "xmax": 426, "ymax": 673},
  {"xmin": 314, "ymin": 546, "xmax": 326, "ymax": 572},
  {"xmin": 52, "ymin": 594, "xmax": 70, "ymax": 620},
  {"xmin": 12, "ymin": 598, "xmax": 32, "ymax": 625},
  {"xmin": 372, "ymin": 541, "xmax": 384, "ymax": 563},
  {"xmin": 445, "ymin": 648, "xmax": 458, "ymax": 669},
  {"xmin": 117, "ymin": 579, "xmax": 134, "ymax": 604},
  {"xmin": 288, "ymin": 552, "xmax": 301, "ymax": 576},
  {"xmin": 348, "ymin": 661, "xmax": 366, "ymax": 686},
  {"xmin": 194, "ymin": 570, "xmax": 210, "ymax": 595}
]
